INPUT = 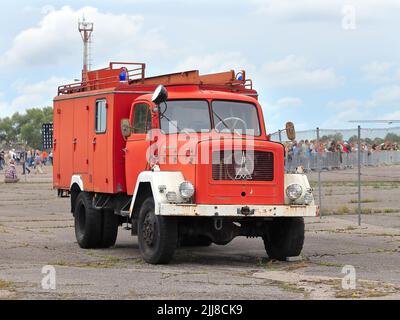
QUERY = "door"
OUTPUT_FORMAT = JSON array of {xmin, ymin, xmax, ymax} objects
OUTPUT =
[
  {"xmin": 56, "ymin": 102, "xmax": 74, "ymax": 188},
  {"xmin": 125, "ymin": 102, "xmax": 152, "ymax": 195},
  {"xmin": 73, "ymin": 101, "xmax": 89, "ymax": 174},
  {"xmin": 92, "ymin": 98, "xmax": 109, "ymax": 192}
]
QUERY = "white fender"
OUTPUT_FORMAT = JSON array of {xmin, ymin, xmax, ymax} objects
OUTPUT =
[
  {"xmin": 129, "ymin": 171, "xmax": 187, "ymax": 216},
  {"xmin": 70, "ymin": 175, "xmax": 84, "ymax": 191},
  {"xmin": 284, "ymin": 173, "xmax": 314, "ymax": 205}
]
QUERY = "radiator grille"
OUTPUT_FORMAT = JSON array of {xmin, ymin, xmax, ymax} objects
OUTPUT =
[{"xmin": 212, "ymin": 150, "xmax": 274, "ymax": 181}]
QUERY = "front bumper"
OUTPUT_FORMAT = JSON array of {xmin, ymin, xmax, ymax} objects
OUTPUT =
[{"xmin": 157, "ymin": 203, "xmax": 319, "ymax": 217}]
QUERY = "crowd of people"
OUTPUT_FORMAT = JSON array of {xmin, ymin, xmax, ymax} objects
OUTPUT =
[
  {"xmin": 284, "ymin": 139, "xmax": 399, "ymax": 157},
  {"xmin": 0, "ymin": 148, "xmax": 53, "ymax": 183},
  {"xmin": 283, "ymin": 139, "xmax": 400, "ymax": 172}
]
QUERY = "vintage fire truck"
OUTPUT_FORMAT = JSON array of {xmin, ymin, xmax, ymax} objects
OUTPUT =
[{"xmin": 53, "ymin": 62, "xmax": 318, "ymax": 264}]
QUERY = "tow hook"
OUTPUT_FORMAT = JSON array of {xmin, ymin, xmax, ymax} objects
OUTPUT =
[
  {"xmin": 237, "ymin": 206, "xmax": 255, "ymax": 216},
  {"xmin": 214, "ymin": 218, "xmax": 223, "ymax": 230}
]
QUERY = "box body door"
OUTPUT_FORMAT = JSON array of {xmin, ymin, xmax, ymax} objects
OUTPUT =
[{"xmin": 73, "ymin": 101, "xmax": 89, "ymax": 175}]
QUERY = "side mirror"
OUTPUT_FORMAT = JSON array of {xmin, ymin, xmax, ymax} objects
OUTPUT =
[
  {"xmin": 121, "ymin": 119, "xmax": 131, "ymax": 138},
  {"xmin": 286, "ymin": 122, "xmax": 296, "ymax": 141},
  {"xmin": 152, "ymin": 85, "xmax": 168, "ymax": 105}
]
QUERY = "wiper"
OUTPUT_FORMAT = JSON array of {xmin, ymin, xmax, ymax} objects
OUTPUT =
[
  {"xmin": 212, "ymin": 110, "xmax": 232, "ymax": 133},
  {"xmin": 159, "ymin": 102, "xmax": 182, "ymax": 132},
  {"xmin": 212, "ymin": 110, "xmax": 241, "ymax": 136}
]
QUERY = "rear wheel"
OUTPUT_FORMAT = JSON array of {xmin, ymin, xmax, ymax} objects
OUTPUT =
[
  {"xmin": 100, "ymin": 209, "xmax": 119, "ymax": 248},
  {"xmin": 138, "ymin": 197, "xmax": 178, "ymax": 264},
  {"xmin": 74, "ymin": 192, "xmax": 102, "ymax": 249},
  {"xmin": 262, "ymin": 218, "xmax": 305, "ymax": 261}
]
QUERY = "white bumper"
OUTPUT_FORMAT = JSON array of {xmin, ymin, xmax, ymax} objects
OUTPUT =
[{"xmin": 157, "ymin": 203, "xmax": 319, "ymax": 217}]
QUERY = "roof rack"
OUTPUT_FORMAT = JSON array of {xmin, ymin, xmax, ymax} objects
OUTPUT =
[
  {"xmin": 58, "ymin": 62, "xmax": 253, "ymax": 96},
  {"xmin": 58, "ymin": 62, "xmax": 145, "ymax": 95}
]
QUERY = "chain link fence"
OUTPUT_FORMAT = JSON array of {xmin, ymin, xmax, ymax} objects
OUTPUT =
[{"xmin": 270, "ymin": 126, "xmax": 400, "ymax": 225}]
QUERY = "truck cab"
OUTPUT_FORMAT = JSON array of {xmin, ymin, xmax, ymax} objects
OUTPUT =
[{"xmin": 54, "ymin": 62, "xmax": 318, "ymax": 264}]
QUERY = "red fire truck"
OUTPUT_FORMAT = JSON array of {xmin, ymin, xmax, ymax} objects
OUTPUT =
[{"xmin": 53, "ymin": 62, "xmax": 318, "ymax": 264}]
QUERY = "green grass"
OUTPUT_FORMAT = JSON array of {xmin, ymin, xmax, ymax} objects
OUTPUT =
[
  {"xmin": 337, "ymin": 206, "xmax": 351, "ymax": 214},
  {"xmin": 0, "ymin": 279, "xmax": 14, "ymax": 290},
  {"xmin": 349, "ymin": 198, "xmax": 377, "ymax": 204},
  {"xmin": 321, "ymin": 207, "xmax": 400, "ymax": 215},
  {"xmin": 311, "ymin": 181, "xmax": 400, "ymax": 189}
]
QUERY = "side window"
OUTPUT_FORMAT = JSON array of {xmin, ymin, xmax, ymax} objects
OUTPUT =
[
  {"xmin": 95, "ymin": 99, "xmax": 107, "ymax": 133},
  {"xmin": 132, "ymin": 104, "xmax": 151, "ymax": 134}
]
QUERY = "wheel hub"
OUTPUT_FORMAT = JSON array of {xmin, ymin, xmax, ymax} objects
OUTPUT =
[{"xmin": 143, "ymin": 213, "xmax": 155, "ymax": 246}]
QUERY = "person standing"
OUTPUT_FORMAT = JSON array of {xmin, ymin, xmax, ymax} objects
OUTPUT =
[
  {"xmin": 41, "ymin": 150, "xmax": 48, "ymax": 166},
  {"xmin": 26, "ymin": 149, "xmax": 32, "ymax": 168},
  {"xmin": 4, "ymin": 159, "xmax": 19, "ymax": 183},
  {"xmin": 34, "ymin": 151, "xmax": 43, "ymax": 174},
  {"xmin": 48, "ymin": 151, "xmax": 53, "ymax": 166},
  {"xmin": 0, "ymin": 150, "xmax": 4, "ymax": 171},
  {"xmin": 20, "ymin": 150, "xmax": 31, "ymax": 175}
]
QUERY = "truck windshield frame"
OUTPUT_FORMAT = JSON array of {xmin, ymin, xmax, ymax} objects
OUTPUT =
[{"xmin": 158, "ymin": 99, "xmax": 262, "ymax": 136}]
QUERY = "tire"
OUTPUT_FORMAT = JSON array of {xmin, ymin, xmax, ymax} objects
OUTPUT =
[
  {"xmin": 100, "ymin": 209, "xmax": 119, "ymax": 248},
  {"xmin": 262, "ymin": 218, "xmax": 305, "ymax": 261},
  {"xmin": 180, "ymin": 235, "xmax": 212, "ymax": 247},
  {"xmin": 74, "ymin": 192, "xmax": 102, "ymax": 249},
  {"xmin": 137, "ymin": 197, "xmax": 178, "ymax": 264}
]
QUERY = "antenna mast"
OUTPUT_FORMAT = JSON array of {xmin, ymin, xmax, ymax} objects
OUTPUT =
[{"xmin": 78, "ymin": 16, "xmax": 94, "ymax": 82}]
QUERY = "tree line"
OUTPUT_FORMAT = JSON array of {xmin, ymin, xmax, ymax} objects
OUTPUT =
[{"xmin": 0, "ymin": 107, "xmax": 53, "ymax": 150}]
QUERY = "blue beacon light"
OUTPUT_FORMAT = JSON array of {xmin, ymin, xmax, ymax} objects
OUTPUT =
[{"xmin": 119, "ymin": 70, "xmax": 127, "ymax": 82}]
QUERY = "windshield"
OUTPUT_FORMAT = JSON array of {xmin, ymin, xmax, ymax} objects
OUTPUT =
[
  {"xmin": 159, "ymin": 100, "xmax": 211, "ymax": 134},
  {"xmin": 158, "ymin": 99, "xmax": 261, "ymax": 136},
  {"xmin": 212, "ymin": 100, "xmax": 261, "ymax": 136}
]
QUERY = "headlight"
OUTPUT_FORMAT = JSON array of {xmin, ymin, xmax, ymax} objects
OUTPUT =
[
  {"xmin": 179, "ymin": 181, "xmax": 195, "ymax": 199},
  {"xmin": 286, "ymin": 184, "xmax": 303, "ymax": 201}
]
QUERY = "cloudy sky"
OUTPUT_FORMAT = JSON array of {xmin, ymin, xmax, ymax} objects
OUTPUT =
[{"xmin": 0, "ymin": 0, "xmax": 399, "ymax": 132}]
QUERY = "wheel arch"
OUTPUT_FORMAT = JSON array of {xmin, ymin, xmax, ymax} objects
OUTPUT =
[
  {"xmin": 131, "ymin": 182, "xmax": 153, "ymax": 219},
  {"xmin": 129, "ymin": 171, "xmax": 187, "ymax": 218},
  {"xmin": 70, "ymin": 175, "xmax": 84, "ymax": 214}
]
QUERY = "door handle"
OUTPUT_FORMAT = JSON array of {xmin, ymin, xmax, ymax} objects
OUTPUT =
[
  {"xmin": 122, "ymin": 148, "xmax": 128, "ymax": 153},
  {"xmin": 92, "ymin": 138, "xmax": 97, "ymax": 145}
]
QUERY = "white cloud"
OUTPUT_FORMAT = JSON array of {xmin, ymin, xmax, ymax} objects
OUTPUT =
[
  {"xmin": 260, "ymin": 55, "xmax": 342, "ymax": 89},
  {"xmin": 321, "ymin": 86, "xmax": 400, "ymax": 128},
  {"xmin": 327, "ymin": 99, "xmax": 363, "ymax": 110},
  {"xmin": 252, "ymin": 0, "xmax": 400, "ymax": 22},
  {"xmin": 41, "ymin": 5, "xmax": 55, "ymax": 15},
  {"xmin": 178, "ymin": 53, "xmax": 342, "ymax": 90},
  {"xmin": 367, "ymin": 85, "xmax": 400, "ymax": 107},
  {"xmin": 361, "ymin": 61, "xmax": 400, "ymax": 84},
  {"xmin": 320, "ymin": 107, "xmax": 366, "ymax": 129},
  {"xmin": 381, "ymin": 110, "xmax": 400, "ymax": 121},
  {"xmin": 276, "ymin": 97, "xmax": 303, "ymax": 107},
  {"xmin": 176, "ymin": 52, "xmax": 253, "ymax": 74},
  {"xmin": 0, "ymin": 6, "xmax": 167, "ymax": 69},
  {"xmin": 0, "ymin": 77, "xmax": 68, "ymax": 117},
  {"xmin": 260, "ymin": 96, "xmax": 303, "ymax": 132}
]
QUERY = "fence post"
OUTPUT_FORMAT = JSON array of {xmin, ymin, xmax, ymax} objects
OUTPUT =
[
  {"xmin": 316, "ymin": 127, "xmax": 322, "ymax": 218},
  {"xmin": 357, "ymin": 125, "xmax": 361, "ymax": 226}
]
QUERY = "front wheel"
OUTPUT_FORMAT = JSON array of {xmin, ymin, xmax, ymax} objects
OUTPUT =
[
  {"xmin": 137, "ymin": 197, "xmax": 178, "ymax": 264},
  {"xmin": 262, "ymin": 218, "xmax": 305, "ymax": 261}
]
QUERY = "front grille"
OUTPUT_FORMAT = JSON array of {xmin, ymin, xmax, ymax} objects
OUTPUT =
[{"xmin": 212, "ymin": 150, "xmax": 274, "ymax": 181}]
